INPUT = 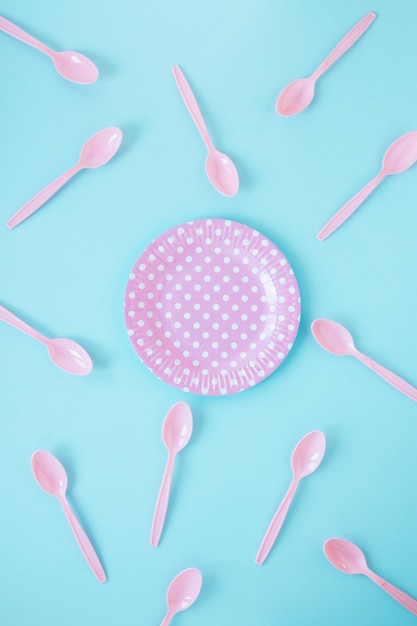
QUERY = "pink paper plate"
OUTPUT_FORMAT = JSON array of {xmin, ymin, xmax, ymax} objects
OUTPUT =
[{"xmin": 124, "ymin": 219, "xmax": 301, "ymax": 395}]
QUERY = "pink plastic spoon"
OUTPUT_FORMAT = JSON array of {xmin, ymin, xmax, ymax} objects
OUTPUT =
[
  {"xmin": 256, "ymin": 430, "xmax": 326, "ymax": 565},
  {"xmin": 150, "ymin": 402, "xmax": 193, "ymax": 547},
  {"xmin": 160, "ymin": 568, "xmax": 202, "ymax": 626},
  {"xmin": 7, "ymin": 127, "xmax": 122, "ymax": 228},
  {"xmin": 324, "ymin": 538, "xmax": 417, "ymax": 616},
  {"xmin": 0, "ymin": 304, "xmax": 92, "ymax": 375},
  {"xmin": 0, "ymin": 16, "xmax": 98, "ymax": 83},
  {"xmin": 32, "ymin": 450, "xmax": 106, "ymax": 583},
  {"xmin": 276, "ymin": 12, "xmax": 376, "ymax": 116},
  {"xmin": 317, "ymin": 130, "xmax": 417, "ymax": 240},
  {"xmin": 311, "ymin": 318, "xmax": 417, "ymax": 401},
  {"xmin": 172, "ymin": 65, "xmax": 239, "ymax": 196}
]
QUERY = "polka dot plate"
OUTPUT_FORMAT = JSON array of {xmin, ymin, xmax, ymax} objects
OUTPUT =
[{"xmin": 124, "ymin": 218, "xmax": 301, "ymax": 395}]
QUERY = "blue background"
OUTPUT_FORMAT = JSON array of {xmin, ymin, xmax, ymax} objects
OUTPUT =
[{"xmin": 1, "ymin": 0, "xmax": 417, "ymax": 624}]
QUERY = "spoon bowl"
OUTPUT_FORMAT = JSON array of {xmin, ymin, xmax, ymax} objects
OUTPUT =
[
  {"xmin": 324, "ymin": 538, "xmax": 367, "ymax": 575},
  {"xmin": 162, "ymin": 402, "xmax": 193, "ymax": 454},
  {"xmin": 382, "ymin": 131, "xmax": 417, "ymax": 175},
  {"xmin": 46, "ymin": 338, "xmax": 93, "ymax": 375},
  {"xmin": 276, "ymin": 78, "xmax": 315, "ymax": 116},
  {"xmin": 311, "ymin": 318, "xmax": 355, "ymax": 356},
  {"xmin": 79, "ymin": 127, "xmax": 123, "ymax": 168},
  {"xmin": 291, "ymin": 430, "xmax": 326, "ymax": 478},
  {"xmin": 51, "ymin": 50, "xmax": 99, "ymax": 84},
  {"xmin": 32, "ymin": 450, "xmax": 68, "ymax": 497},
  {"xmin": 162, "ymin": 568, "xmax": 202, "ymax": 625},
  {"xmin": 206, "ymin": 150, "xmax": 239, "ymax": 196}
]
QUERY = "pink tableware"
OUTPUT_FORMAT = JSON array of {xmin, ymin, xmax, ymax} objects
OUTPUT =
[
  {"xmin": 150, "ymin": 402, "xmax": 193, "ymax": 547},
  {"xmin": 172, "ymin": 66, "xmax": 239, "ymax": 196},
  {"xmin": 0, "ymin": 303, "xmax": 92, "ymax": 375},
  {"xmin": 311, "ymin": 318, "xmax": 417, "ymax": 402},
  {"xmin": 276, "ymin": 12, "xmax": 376, "ymax": 116},
  {"xmin": 0, "ymin": 15, "xmax": 99, "ymax": 83},
  {"xmin": 324, "ymin": 538, "xmax": 417, "ymax": 616},
  {"xmin": 317, "ymin": 131, "xmax": 417, "ymax": 240},
  {"xmin": 256, "ymin": 431, "xmax": 326, "ymax": 565},
  {"xmin": 124, "ymin": 218, "xmax": 301, "ymax": 395},
  {"xmin": 7, "ymin": 127, "xmax": 122, "ymax": 228},
  {"xmin": 160, "ymin": 568, "xmax": 202, "ymax": 626},
  {"xmin": 32, "ymin": 450, "xmax": 106, "ymax": 583}
]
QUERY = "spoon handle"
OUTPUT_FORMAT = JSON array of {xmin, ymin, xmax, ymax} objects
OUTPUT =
[
  {"xmin": 255, "ymin": 479, "xmax": 298, "ymax": 565},
  {"xmin": 7, "ymin": 164, "xmax": 80, "ymax": 228},
  {"xmin": 0, "ymin": 16, "xmax": 51, "ymax": 55},
  {"xmin": 160, "ymin": 611, "xmax": 174, "ymax": 626},
  {"xmin": 61, "ymin": 498, "xmax": 106, "ymax": 583},
  {"xmin": 368, "ymin": 571, "xmax": 417, "ymax": 615},
  {"xmin": 317, "ymin": 172, "xmax": 384, "ymax": 240},
  {"xmin": 172, "ymin": 65, "xmax": 213, "ymax": 150},
  {"xmin": 312, "ymin": 12, "xmax": 376, "ymax": 81},
  {"xmin": 0, "ymin": 304, "xmax": 45, "ymax": 342},
  {"xmin": 354, "ymin": 350, "xmax": 417, "ymax": 402},
  {"xmin": 150, "ymin": 455, "xmax": 175, "ymax": 547}
]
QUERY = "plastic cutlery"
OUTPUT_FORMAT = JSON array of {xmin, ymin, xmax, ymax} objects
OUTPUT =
[
  {"xmin": 0, "ymin": 15, "xmax": 98, "ymax": 83},
  {"xmin": 324, "ymin": 538, "xmax": 417, "ymax": 616},
  {"xmin": 150, "ymin": 402, "xmax": 193, "ymax": 547},
  {"xmin": 32, "ymin": 450, "xmax": 106, "ymax": 583},
  {"xmin": 276, "ymin": 12, "xmax": 376, "ymax": 116},
  {"xmin": 160, "ymin": 568, "xmax": 202, "ymax": 626},
  {"xmin": 255, "ymin": 430, "xmax": 326, "ymax": 565},
  {"xmin": 311, "ymin": 318, "xmax": 417, "ymax": 401},
  {"xmin": 7, "ymin": 127, "xmax": 122, "ymax": 228},
  {"xmin": 317, "ymin": 131, "xmax": 417, "ymax": 239},
  {"xmin": 172, "ymin": 65, "xmax": 239, "ymax": 196},
  {"xmin": 0, "ymin": 303, "xmax": 92, "ymax": 375}
]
